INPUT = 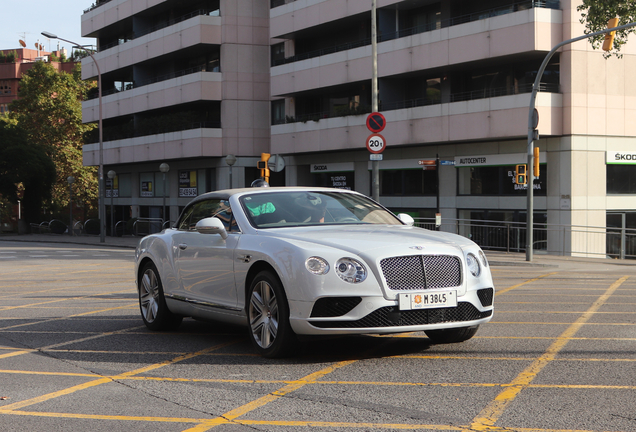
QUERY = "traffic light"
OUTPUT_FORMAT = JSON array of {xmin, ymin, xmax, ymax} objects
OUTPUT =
[
  {"xmin": 603, "ymin": 17, "xmax": 619, "ymax": 51},
  {"xmin": 515, "ymin": 164, "xmax": 527, "ymax": 185},
  {"xmin": 533, "ymin": 146, "xmax": 540, "ymax": 178},
  {"xmin": 257, "ymin": 153, "xmax": 271, "ymax": 183}
]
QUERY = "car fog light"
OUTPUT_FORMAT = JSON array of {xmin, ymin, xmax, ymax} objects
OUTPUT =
[
  {"xmin": 466, "ymin": 253, "xmax": 481, "ymax": 277},
  {"xmin": 305, "ymin": 256, "xmax": 329, "ymax": 275},
  {"xmin": 335, "ymin": 258, "xmax": 367, "ymax": 283}
]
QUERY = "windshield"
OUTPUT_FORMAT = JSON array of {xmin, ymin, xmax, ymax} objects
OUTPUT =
[{"xmin": 240, "ymin": 191, "xmax": 402, "ymax": 229}]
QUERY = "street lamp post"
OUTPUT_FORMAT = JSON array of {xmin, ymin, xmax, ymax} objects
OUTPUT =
[
  {"xmin": 159, "ymin": 163, "xmax": 170, "ymax": 229},
  {"xmin": 42, "ymin": 31, "xmax": 105, "ymax": 243},
  {"xmin": 67, "ymin": 176, "xmax": 75, "ymax": 236},
  {"xmin": 225, "ymin": 155, "xmax": 237, "ymax": 189},
  {"xmin": 107, "ymin": 170, "xmax": 116, "ymax": 236}
]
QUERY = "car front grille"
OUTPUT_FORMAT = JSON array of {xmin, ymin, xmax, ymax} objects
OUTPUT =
[
  {"xmin": 308, "ymin": 302, "xmax": 492, "ymax": 329},
  {"xmin": 380, "ymin": 255, "xmax": 462, "ymax": 290}
]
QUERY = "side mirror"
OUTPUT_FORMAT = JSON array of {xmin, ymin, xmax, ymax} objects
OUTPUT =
[
  {"xmin": 195, "ymin": 217, "xmax": 228, "ymax": 239},
  {"xmin": 397, "ymin": 213, "xmax": 415, "ymax": 226}
]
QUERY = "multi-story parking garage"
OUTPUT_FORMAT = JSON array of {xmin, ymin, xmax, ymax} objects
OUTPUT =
[{"xmin": 80, "ymin": 0, "xmax": 636, "ymax": 256}]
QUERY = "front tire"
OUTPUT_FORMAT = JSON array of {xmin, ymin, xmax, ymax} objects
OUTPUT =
[
  {"xmin": 248, "ymin": 271, "xmax": 297, "ymax": 358},
  {"xmin": 138, "ymin": 262, "xmax": 182, "ymax": 331},
  {"xmin": 425, "ymin": 325, "xmax": 479, "ymax": 344}
]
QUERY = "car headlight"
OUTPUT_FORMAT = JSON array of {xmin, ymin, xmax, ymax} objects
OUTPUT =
[
  {"xmin": 479, "ymin": 250, "xmax": 488, "ymax": 267},
  {"xmin": 335, "ymin": 258, "xmax": 367, "ymax": 283},
  {"xmin": 305, "ymin": 256, "xmax": 329, "ymax": 275},
  {"xmin": 466, "ymin": 253, "xmax": 481, "ymax": 277}
]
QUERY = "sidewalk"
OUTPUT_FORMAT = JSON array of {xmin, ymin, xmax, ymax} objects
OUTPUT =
[
  {"xmin": 1, "ymin": 232, "xmax": 634, "ymax": 270},
  {"xmin": 0, "ymin": 233, "xmax": 140, "ymax": 249}
]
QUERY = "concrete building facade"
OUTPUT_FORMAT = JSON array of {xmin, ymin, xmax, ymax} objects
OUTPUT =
[{"xmin": 80, "ymin": 0, "xmax": 636, "ymax": 256}]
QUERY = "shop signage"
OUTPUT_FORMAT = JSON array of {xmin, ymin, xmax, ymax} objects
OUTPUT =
[
  {"xmin": 310, "ymin": 162, "xmax": 354, "ymax": 173},
  {"xmin": 179, "ymin": 170, "xmax": 198, "ymax": 197},
  {"xmin": 141, "ymin": 181, "xmax": 153, "ymax": 197},
  {"xmin": 607, "ymin": 151, "xmax": 636, "ymax": 164},
  {"xmin": 455, "ymin": 153, "xmax": 545, "ymax": 167},
  {"xmin": 105, "ymin": 178, "xmax": 119, "ymax": 198}
]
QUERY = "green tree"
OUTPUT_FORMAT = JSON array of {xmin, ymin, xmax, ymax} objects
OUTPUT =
[
  {"xmin": 0, "ymin": 117, "xmax": 56, "ymax": 223},
  {"xmin": 8, "ymin": 61, "xmax": 98, "ymax": 219},
  {"xmin": 578, "ymin": 0, "xmax": 636, "ymax": 56}
]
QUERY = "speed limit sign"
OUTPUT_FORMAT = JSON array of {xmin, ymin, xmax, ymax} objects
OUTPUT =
[{"xmin": 366, "ymin": 134, "xmax": 386, "ymax": 154}]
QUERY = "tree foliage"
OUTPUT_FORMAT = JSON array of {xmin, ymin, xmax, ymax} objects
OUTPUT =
[
  {"xmin": 578, "ymin": 0, "xmax": 636, "ymax": 57},
  {"xmin": 0, "ymin": 117, "xmax": 56, "ymax": 223},
  {"xmin": 8, "ymin": 61, "xmax": 98, "ymax": 220}
]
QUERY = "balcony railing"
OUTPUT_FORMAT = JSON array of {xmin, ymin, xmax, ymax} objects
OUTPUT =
[
  {"xmin": 272, "ymin": 0, "xmax": 560, "ymax": 66},
  {"xmin": 85, "ymin": 121, "xmax": 221, "ymax": 144},
  {"xmin": 83, "ymin": 0, "xmax": 113, "ymax": 14},
  {"xmin": 85, "ymin": 64, "xmax": 219, "ymax": 100},
  {"xmin": 97, "ymin": 8, "xmax": 220, "ymax": 52},
  {"xmin": 273, "ymin": 82, "xmax": 559, "ymax": 125}
]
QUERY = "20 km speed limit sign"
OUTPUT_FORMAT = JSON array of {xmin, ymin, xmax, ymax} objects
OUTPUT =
[{"xmin": 366, "ymin": 134, "xmax": 386, "ymax": 154}]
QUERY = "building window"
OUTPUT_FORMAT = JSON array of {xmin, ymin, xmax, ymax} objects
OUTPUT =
[
  {"xmin": 272, "ymin": 99, "xmax": 285, "ymax": 125},
  {"xmin": 380, "ymin": 169, "xmax": 437, "ymax": 196},
  {"xmin": 607, "ymin": 165, "xmax": 636, "ymax": 194},
  {"xmin": 0, "ymin": 80, "xmax": 10, "ymax": 94},
  {"xmin": 457, "ymin": 165, "xmax": 547, "ymax": 196},
  {"xmin": 118, "ymin": 173, "xmax": 132, "ymax": 197},
  {"xmin": 271, "ymin": 42, "xmax": 285, "ymax": 66}
]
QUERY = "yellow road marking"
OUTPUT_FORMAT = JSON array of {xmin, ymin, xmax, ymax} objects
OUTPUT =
[
  {"xmin": 0, "ymin": 288, "xmax": 133, "ymax": 313},
  {"xmin": 495, "ymin": 272, "xmax": 557, "ymax": 296},
  {"xmin": 0, "ymin": 350, "xmax": 32, "ymax": 360},
  {"xmin": 0, "ymin": 303, "xmax": 137, "ymax": 331},
  {"xmin": 0, "ymin": 410, "xmax": 205, "ymax": 423},
  {"xmin": 181, "ymin": 359, "xmax": 357, "ymax": 431},
  {"xmin": 466, "ymin": 275, "xmax": 629, "ymax": 431},
  {"xmin": 0, "ymin": 341, "xmax": 236, "ymax": 411}
]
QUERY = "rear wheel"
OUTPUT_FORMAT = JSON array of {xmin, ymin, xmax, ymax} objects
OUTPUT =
[
  {"xmin": 424, "ymin": 325, "xmax": 479, "ymax": 344},
  {"xmin": 248, "ymin": 271, "xmax": 297, "ymax": 358},
  {"xmin": 138, "ymin": 262, "xmax": 182, "ymax": 331}
]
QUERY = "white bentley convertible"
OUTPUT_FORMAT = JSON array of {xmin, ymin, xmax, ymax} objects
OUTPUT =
[{"xmin": 135, "ymin": 187, "xmax": 494, "ymax": 357}]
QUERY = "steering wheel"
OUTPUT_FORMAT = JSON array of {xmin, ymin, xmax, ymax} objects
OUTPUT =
[{"xmin": 337, "ymin": 217, "xmax": 359, "ymax": 223}]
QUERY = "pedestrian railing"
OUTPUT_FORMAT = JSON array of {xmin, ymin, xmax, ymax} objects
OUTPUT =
[{"xmin": 415, "ymin": 217, "xmax": 636, "ymax": 259}]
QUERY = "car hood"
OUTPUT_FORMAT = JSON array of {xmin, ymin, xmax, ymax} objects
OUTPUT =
[{"xmin": 260, "ymin": 224, "xmax": 476, "ymax": 257}]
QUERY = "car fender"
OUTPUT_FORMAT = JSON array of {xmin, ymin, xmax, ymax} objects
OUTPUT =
[{"xmin": 135, "ymin": 235, "xmax": 179, "ymax": 296}]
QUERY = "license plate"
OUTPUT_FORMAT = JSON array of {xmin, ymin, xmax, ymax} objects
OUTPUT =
[{"xmin": 398, "ymin": 291, "xmax": 457, "ymax": 310}]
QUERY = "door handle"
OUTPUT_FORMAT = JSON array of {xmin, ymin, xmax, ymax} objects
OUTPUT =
[{"xmin": 179, "ymin": 243, "xmax": 187, "ymax": 250}]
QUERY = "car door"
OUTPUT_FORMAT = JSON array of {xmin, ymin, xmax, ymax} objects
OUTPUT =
[{"xmin": 172, "ymin": 199, "xmax": 239, "ymax": 309}]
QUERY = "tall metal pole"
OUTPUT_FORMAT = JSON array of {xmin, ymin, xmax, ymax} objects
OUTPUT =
[
  {"xmin": 525, "ymin": 21, "xmax": 636, "ymax": 261},
  {"xmin": 371, "ymin": 0, "xmax": 380, "ymax": 202},
  {"xmin": 162, "ymin": 172, "xmax": 166, "ymax": 226},
  {"xmin": 42, "ymin": 32, "xmax": 104, "ymax": 243},
  {"xmin": 68, "ymin": 176, "xmax": 74, "ymax": 236}
]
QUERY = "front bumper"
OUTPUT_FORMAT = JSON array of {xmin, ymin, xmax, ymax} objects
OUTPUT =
[{"xmin": 288, "ymin": 288, "xmax": 494, "ymax": 335}]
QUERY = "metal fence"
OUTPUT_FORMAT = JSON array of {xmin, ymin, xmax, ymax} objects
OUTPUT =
[{"xmin": 414, "ymin": 218, "xmax": 636, "ymax": 260}]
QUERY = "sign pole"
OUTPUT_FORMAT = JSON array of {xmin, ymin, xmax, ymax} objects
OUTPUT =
[{"xmin": 371, "ymin": 0, "xmax": 379, "ymax": 202}]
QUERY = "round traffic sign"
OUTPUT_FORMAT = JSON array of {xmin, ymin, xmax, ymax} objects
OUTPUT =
[
  {"xmin": 366, "ymin": 112, "xmax": 386, "ymax": 133},
  {"xmin": 366, "ymin": 134, "xmax": 386, "ymax": 154}
]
